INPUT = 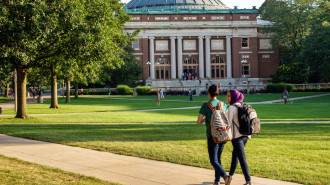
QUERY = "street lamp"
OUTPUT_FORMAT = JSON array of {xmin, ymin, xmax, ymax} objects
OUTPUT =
[{"xmin": 146, "ymin": 61, "xmax": 151, "ymax": 79}]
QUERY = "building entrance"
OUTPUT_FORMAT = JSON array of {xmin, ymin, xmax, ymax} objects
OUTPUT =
[
  {"xmin": 211, "ymin": 56, "xmax": 226, "ymax": 79},
  {"xmin": 183, "ymin": 57, "xmax": 198, "ymax": 80},
  {"xmin": 155, "ymin": 57, "xmax": 170, "ymax": 80}
]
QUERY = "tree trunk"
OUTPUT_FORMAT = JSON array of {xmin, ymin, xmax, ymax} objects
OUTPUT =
[
  {"xmin": 15, "ymin": 65, "xmax": 29, "ymax": 119},
  {"xmin": 74, "ymin": 82, "xmax": 78, "ymax": 99},
  {"xmin": 65, "ymin": 78, "xmax": 70, "ymax": 103},
  {"xmin": 5, "ymin": 81, "xmax": 10, "ymax": 97},
  {"xmin": 50, "ymin": 65, "xmax": 60, "ymax": 108}
]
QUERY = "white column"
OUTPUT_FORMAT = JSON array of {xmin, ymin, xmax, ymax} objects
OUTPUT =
[
  {"xmin": 170, "ymin": 36, "xmax": 176, "ymax": 79},
  {"xmin": 149, "ymin": 37, "xmax": 155, "ymax": 80},
  {"xmin": 198, "ymin": 36, "xmax": 204, "ymax": 79},
  {"xmin": 205, "ymin": 36, "xmax": 211, "ymax": 78},
  {"xmin": 226, "ymin": 36, "xmax": 232, "ymax": 78},
  {"xmin": 177, "ymin": 36, "xmax": 183, "ymax": 80}
]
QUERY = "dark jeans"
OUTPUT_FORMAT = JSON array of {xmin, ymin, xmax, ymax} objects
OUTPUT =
[
  {"xmin": 207, "ymin": 136, "xmax": 228, "ymax": 184},
  {"xmin": 229, "ymin": 136, "xmax": 251, "ymax": 184}
]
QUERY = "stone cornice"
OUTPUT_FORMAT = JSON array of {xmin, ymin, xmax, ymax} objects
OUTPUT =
[{"xmin": 124, "ymin": 7, "xmax": 258, "ymax": 15}]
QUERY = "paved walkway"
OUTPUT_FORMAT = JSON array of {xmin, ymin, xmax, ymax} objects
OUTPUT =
[
  {"xmin": 0, "ymin": 134, "xmax": 300, "ymax": 185},
  {"xmin": 0, "ymin": 95, "xmax": 51, "ymax": 111}
]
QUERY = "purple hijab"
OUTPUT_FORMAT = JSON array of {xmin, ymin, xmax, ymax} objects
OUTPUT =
[{"xmin": 230, "ymin": 89, "xmax": 244, "ymax": 105}]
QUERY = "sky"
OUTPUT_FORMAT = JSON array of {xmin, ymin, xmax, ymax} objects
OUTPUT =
[{"xmin": 120, "ymin": 0, "xmax": 266, "ymax": 9}]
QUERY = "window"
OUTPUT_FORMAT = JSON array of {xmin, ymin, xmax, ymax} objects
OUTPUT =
[
  {"xmin": 132, "ymin": 40, "xmax": 139, "ymax": 50},
  {"xmin": 183, "ymin": 57, "xmax": 197, "ymax": 64},
  {"xmin": 242, "ymin": 38, "xmax": 249, "ymax": 48},
  {"xmin": 211, "ymin": 56, "xmax": 226, "ymax": 79},
  {"xmin": 242, "ymin": 64, "xmax": 250, "ymax": 77},
  {"xmin": 240, "ymin": 16, "xmax": 250, "ymax": 20},
  {"xmin": 155, "ymin": 58, "xmax": 170, "ymax": 80},
  {"xmin": 211, "ymin": 56, "xmax": 225, "ymax": 64}
]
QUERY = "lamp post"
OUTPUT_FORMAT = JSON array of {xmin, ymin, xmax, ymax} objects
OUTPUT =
[{"xmin": 146, "ymin": 61, "xmax": 151, "ymax": 79}]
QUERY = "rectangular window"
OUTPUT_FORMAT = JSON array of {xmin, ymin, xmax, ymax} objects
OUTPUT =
[
  {"xmin": 132, "ymin": 40, "xmax": 139, "ymax": 50},
  {"xmin": 242, "ymin": 38, "xmax": 249, "ymax": 48},
  {"xmin": 242, "ymin": 65, "xmax": 250, "ymax": 77},
  {"xmin": 240, "ymin": 16, "xmax": 250, "ymax": 20}
]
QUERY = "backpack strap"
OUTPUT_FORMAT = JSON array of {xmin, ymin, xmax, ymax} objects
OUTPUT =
[
  {"xmin": 205, "ymin": 101, "xmax": 223, "ymax": 112},
  {"xmin": 205, "ymin": 102, "xmax": 216, "ymax": 112}
]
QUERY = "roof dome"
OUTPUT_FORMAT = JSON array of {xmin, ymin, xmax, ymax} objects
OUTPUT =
[{"xmin": 125, "ymin": 0, "xmax": 230, "ymax": 10}]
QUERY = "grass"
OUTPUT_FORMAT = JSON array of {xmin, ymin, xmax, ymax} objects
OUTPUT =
[
  {"xmin": 0, "ymin": 96, "xmax": 13, "ymax": 104},
  {"xmin": 0, "ymin": 124, "xmax": 328, "ymax": 185},
  {"xmin": 0, "ymin": 154, "xmax": 118, "ymax": 185},
  {"xmin": 86, "ymin": 92, "xmax": 326, "ymax": 102},
  {"xmin": 0, "ymin": 94, "xmax": 329, "ymax": 123}
]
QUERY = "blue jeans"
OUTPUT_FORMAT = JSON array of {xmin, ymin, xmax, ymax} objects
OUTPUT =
[
  {"xmin": 207, "ymin": 136, "xmax": 228, "ymax": 184},
  {"xmin": 229, "ymin": 136, "xmax": 251, "ymax": 184}
]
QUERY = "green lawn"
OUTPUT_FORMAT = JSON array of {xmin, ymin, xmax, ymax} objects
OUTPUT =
[
  {"xmin": 1, "ymin": 94, "xmax": 329, "ymax": 123},
  {"xmin": 86, "ymin": 92, "xmax": 326, "ymax": 102},
  {"xmin": 0, "ymin": 96, "xmax": 13, "ymax": 104},
  {"xmin": 0, "ymin": 154, "xmax": 118, "ymax": 185},
  {"xmin": 290, "ymin": 94, "xmax": 330, "ymax": 104},
  {"xmin": 0, "ymin": 124, "xmax": 328, "ymax": 185}
]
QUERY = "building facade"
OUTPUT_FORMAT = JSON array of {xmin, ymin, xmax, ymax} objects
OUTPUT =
[{"xmin": 124, "ymin": 0, "xmax": 279, "ymax": 87}]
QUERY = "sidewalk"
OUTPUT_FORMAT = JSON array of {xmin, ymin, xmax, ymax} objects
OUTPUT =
[
  {"xmin": 0, "ymin": 134, "xmax": 301, "ymax": 185},
  {"xmin": 0, "ymin": 95, "xmax": 51, "ymax": 111}
]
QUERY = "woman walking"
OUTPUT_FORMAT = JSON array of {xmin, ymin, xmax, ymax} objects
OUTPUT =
[
  {"xmin": 196, "ymin": 84, "xmax": 231, "ymax": 185},
  {"xmin": 226, "ymin": 89, "xmax": 252, "ymax": 185}
]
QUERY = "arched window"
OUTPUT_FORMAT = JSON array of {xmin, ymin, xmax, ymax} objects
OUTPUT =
[
  {"xmin": 211, "ymin": 56, "xmax": 226, "ymax": 79},
  {"xmin": 156, "ymin": 57, "xmax": 169, "ymax": 65},
  {"xmin": 184, "ymin": 57, "xmax": 197, "ymax": 64},
  {"xmin": 211, "ymin": 56, "xmax": 225, "ymax": 64}
]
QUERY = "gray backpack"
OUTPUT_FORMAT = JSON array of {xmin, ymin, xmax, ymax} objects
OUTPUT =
[{"xmin": 205, "ymin": 102, "xmax": 233, "ymax": 143}]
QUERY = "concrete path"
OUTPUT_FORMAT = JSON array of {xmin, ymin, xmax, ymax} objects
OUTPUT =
[
  {"xmin": 0, "ymin": 134, "xmax": 300, "ymax": 185},
  {"xmin": 0, "ymin": 95, "xmax": 51, "ymax": 111}
]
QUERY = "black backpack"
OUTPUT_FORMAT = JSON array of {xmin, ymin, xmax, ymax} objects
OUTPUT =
[{"xmin": 233, "ymin": 103, "xmax": 260, "ymax": 135}]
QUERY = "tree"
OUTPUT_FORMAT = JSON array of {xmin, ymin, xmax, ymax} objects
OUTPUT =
[
  {"xmin": 0, "ymin": 0, "xmax": 134, "ymax": 117},
  {"xmin": 300, "ymin": 0, "xmax": 330, "ymax": 82},
  {"xmin": 270, "ymin": 62, "xmax": 309, "ymax": 83},
  {"xmin": 259, "ymin": 0, "xmax": 317, "ymax": 56},
  {"xmin": 0, "ymin": 62, "xmax": 14, "ymax": 97},
  {"xmin": 100, "ymin": 46, "xmax": 142, "ymax": 87}
]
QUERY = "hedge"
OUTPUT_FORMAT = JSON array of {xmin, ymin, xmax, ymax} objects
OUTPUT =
[
  {"xmin": 136, "ymin": 86, "xmax": 151, "ymax": 95},
  {"xmin": 292, "ymin": 87, "xmax": 330, "ymax": 92},
  {"xmin": 116, "ymin": 85, "xmax": 134, "ymax": 95},
  {"xmin": 70, "ymin": 90, "xmax": 118, "ymax": 95},
  {"xmin": 266, "ymin": 83, "xmax": 293, "ymax": 93}
]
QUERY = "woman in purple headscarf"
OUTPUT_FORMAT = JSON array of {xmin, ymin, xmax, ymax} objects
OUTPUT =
[{"xmin": 226, "ymin": 89, "xmax": 252, "ymax": 185}]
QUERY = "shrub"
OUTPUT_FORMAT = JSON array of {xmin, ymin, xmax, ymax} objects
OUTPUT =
[
  {"xmin": 266, "ymin": 83, "xmax": 293, "ymax": 93},
  {"xmin": 136, "ymin": 86, "xmax": 151, "ymax": 95},
  {"xmin": 116, "ymin": 85, "xmax": 134, "ymax": 95},
  {"xmin": 292, "ymin": 87, "xmax": 330, "ymax": 92}
]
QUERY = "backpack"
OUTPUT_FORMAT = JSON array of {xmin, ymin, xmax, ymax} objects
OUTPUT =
[
  {"xmin": 233, "ymin": 103, "xmax": 260, "ymax": 135},
  {"xmin": 205, "ymin": 102, "xmax": 233, "ymax": 143}
]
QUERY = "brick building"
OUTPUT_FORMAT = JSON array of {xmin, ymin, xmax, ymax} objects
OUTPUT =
[{"xmin": 124, "ymin": 0, "xmax": 279, "ymax": 87}]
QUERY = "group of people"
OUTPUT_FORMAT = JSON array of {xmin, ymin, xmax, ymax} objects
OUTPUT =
[
  {"xmin": 197, "ymin": 85, "xmax": 252, "ymax": 185},
  {"xmin": 182, "ymin": 72, "xmax": 198, "ymax": 81},
  {"xmin": 30, "ymin": 88, "xmax": 43, "ymax": 98}
]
